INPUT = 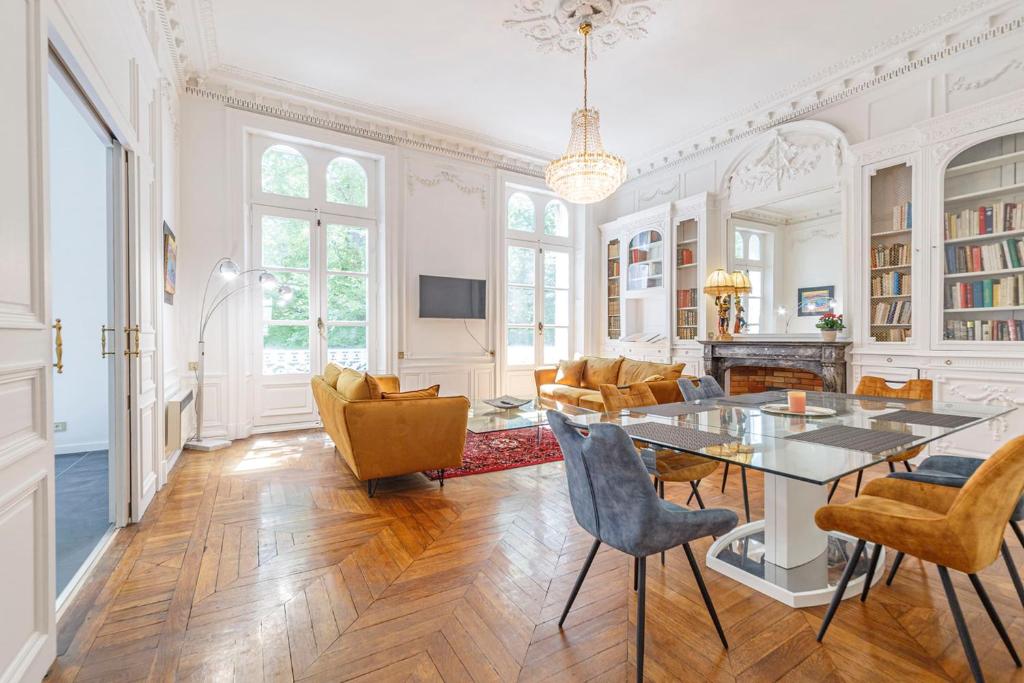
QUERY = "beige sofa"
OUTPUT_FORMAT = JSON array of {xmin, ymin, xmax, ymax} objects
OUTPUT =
[{"xmin": 534, "ymin": 355, "xmax": 691, "ymax": 411}]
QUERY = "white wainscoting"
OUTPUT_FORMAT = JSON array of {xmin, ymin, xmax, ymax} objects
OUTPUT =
[{"xmin": 399, "ymin": 360, "xmax": 495, "ymax": 401}]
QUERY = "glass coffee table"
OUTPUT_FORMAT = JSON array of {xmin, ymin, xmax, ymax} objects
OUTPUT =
[{"xmin": 468, "ymin": 397, "xmax": 593, "ymax": 443}]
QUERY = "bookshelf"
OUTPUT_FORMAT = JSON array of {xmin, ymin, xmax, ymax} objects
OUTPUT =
[
  {"xmin": 942, "ymin": 132, "xmax": 1024, "ymax": 342},
  {"xmin": 607, "ymin": 238, "xmax": 621, "ymax": 340},
  {"xmin": 626, "ymin": 229, "xmax": 663, "ymax": 290},
  {"xmin": 868, "ymin": 163, "xmax": 913, "ymax": 343},
  {"xmin": 675, "ymin": 218, "xmax": 699, "ymax": 340}
]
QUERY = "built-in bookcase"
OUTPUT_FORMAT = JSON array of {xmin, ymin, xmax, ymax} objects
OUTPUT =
[
  {"xmin": 942, "ymin": 133, "xmax": 1024, "ymax": 342},
  {"xmin": 607, "ymin": 238, "xmax": 621, "ymax": 340},
  {"xmin": 675, "ymin": 218, "xmax": 699, "ymax": 340},
  {"xmin": 868, "ymin": 163, "xmax": 914, "ymax": 343}
]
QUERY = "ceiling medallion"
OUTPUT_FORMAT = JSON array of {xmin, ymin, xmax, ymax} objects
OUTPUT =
[{"xmin": 504, "ymin": 0, "xmax": 662, "ymax": 54}]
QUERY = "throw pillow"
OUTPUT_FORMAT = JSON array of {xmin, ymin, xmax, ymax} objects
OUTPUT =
[
  {"xmin": 580, "ymin": 355, "xmax": 624, "ymax": 390},
  {"xmin": 382, "ymin": 385, "xmax": 441, "ymax": 400},
  {"xmin": 365, "ymin": 374, "xmax": 384, "ymax": 400},
  {"xmin": 554, "ymin": 359, "xmax": 586, "ymax": 387},
  {"xmin": 599, "ymin": 382, "xmax": 657, "ymax": 410},
  {"xmin": 642, "ymin": 374, "xmax": 664, "ymax": 382},
  {"xmin": 335, "ymin": 368, "xmax": 373, "ymax": 400},
  {"xmin": 323, "ymin": 362, "xmax": 345, "ymax": 387}
]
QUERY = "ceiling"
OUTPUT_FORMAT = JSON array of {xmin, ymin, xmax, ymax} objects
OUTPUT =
[{"xmin": 184, "ymin": 0, "xmax": 975, "ymax": 162}]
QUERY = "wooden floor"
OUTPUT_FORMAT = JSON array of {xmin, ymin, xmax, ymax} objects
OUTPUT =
[{"xmin": 47, "ymin": 429, "xmax": 1024, "ymax": 682}]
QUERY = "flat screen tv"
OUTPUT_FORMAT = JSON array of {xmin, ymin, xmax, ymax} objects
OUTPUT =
[{"xmin": 419, "ymin": 275, "xmax": 486, "ymax": 319}]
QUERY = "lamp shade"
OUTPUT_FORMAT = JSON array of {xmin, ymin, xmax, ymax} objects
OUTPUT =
[
  {"xmin": 730, "ymin": 270, "xmax": 752, "ymax": 294},
  {"xmin": 703, "ymin": 268, "xmax": 735, "ymax": 296}
]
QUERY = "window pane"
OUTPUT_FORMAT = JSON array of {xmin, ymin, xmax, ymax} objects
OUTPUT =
[
  {"xmin": 261, "ymin": 215, "xmax": 310, "ymax": 269},
  {"xmin": 262, "ymin": 325, "xmax": 310, "ymax": 375},
  {"xmin": 326, "ymin": 157, "xmax": 368, "ymax": 207},
  {"xmin": 508, "ymin": 192, "xmax": 534, "ymax": 233},
  {"xmin": 543, "ymin": 200, "xmax": 568, "ymax": 237},
  {"xmin": 506, "ymin": 328, "xmax": 534, "ymax": 366},
  {"xmin": 748, "ymin": 234, "xmax": 762, "ymax": 261},
  {"xmin": 263, "ymin": 271, "xmax": 308, "ymax": 321},
  {"xmin": 507, "ymin": 286, "xmax": 534, "ymax": 325},
  {"xmin": 734, "ymin": 231, "xmax": 744, "ymax": 259},
  {"xmin": 747, "ymin": 298, "xmax": 762, "ymax": 327},
  {"xmin": 261, "ymin": 145, "xmax": 309, "ymax": 198},
  {"xmin": 748, "ymin": 270, "xmax": 763, "ymax": 297},
  {"xmin": 543, "ymin": 289, "xmax": 569, "ymax": 326},
  {"xmin": 327, "ymin": 275, "xmax": 367, "ymax": 322},
  {"xmin": 507, "ymin": 246, "xmax": 535, "ymax": 285},
  {"xmin": 543, "ymin": 250, "xmax": 570, "ymax": 288},
  {"xmin": 327, "ymin": 326, "xmax": 367, "ymax": 371},
  {"xmin": 326, "ymin": 224, "xmax": 367, "ymax": 272},
  {"xmin": 543, "ymin": 327, "xmax": 569, "ymax": 365}
]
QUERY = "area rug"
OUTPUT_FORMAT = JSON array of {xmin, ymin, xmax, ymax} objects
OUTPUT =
[{"xmin": 423, "ymin": 427, "xmax": 563, "ymax": 480}]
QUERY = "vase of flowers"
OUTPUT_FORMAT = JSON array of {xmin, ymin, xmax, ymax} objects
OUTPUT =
[{"xmin": 816, "ymin": 312, "xmax": 844, "ymax": 342}]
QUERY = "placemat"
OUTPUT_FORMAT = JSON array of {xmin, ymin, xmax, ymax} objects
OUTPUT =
[
  {"xmin": 621, "ymin": 422, "xmax": 734, "ymax": 451},
  {"xmin": 805, "ymin": 391, "xmax": 917, "ymax": 404},
  {"xmin": 717, "ymin": 391, "xmax": 787, "ymax": 405},
  {"xmin": 784, "ymin": 425, "xmax": 919, "ymax": 454},
  {"xmin": 630, "ymin": 402, "xmax": 719, "ymax": 417},
  {"xmin": 874, "ymin": 410, "xmax": 978, "ymax": 428}
]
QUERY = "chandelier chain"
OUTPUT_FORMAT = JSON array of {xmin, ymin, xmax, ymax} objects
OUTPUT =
[{"xmin": 581, "ymin": 23, "xmax": 590, "ymax": 154}]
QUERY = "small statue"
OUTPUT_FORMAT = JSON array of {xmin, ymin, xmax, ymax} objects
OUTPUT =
[{"xmin": 716, "ymin": 294, "xmax": 732, "ymax": 340}]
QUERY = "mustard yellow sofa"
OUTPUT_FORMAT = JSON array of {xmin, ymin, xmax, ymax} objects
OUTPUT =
[
  {"xmin": 311, "ymin": 364, "xmax": 469, "ymax": 495},
  {"xmin": 534, "ymin": 355, "xmax": 690, "ymax": 411}
]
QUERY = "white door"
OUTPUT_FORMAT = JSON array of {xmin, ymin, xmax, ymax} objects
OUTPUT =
[
  {"xmin": 505, "ymin": 242, "xmax": 573, "ymax": 370},
  {"xmin": 0, "ymin": 0, "xmax": 57, "ymax": 679}
]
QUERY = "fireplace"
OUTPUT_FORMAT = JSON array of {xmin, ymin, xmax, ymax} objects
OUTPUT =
[{"xmin": 701, "ymin": 338, "xmax": 851, "ymax": 393}]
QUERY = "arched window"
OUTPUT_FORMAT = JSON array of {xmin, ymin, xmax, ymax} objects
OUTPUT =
[
  {"xmin": 734, "ymin": 231, "xmax": 744, "ymax": 259},
  {"xmin": 543, "ymin": 200, "xmax": 569, "ymax": 238},
  {"xmin": 748, "ymin": 233, "xmax": 761, "ymax": 261},
  {"xmin": 507, "ymin": 192, "xmax": 535, "ymax": 233},
  {"xmin": 326, "ymin": 156, "xmax": 369, "ymax": 207},
  {"xmin": 261, "ymin": 144, "xmax": 309, "ymax": 198}
]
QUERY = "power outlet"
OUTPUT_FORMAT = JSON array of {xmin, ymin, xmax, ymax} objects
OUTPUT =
[
  {"xmin": 54, "ymin": 421, "xmax": 67, "ymax": 433},
  {"xmin": 188, "ymin": 361, "xmax": 199, "ymax": 371}
]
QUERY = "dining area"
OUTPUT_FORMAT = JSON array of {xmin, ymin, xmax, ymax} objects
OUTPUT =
[{"xmin": 545, "ymin": 375, "xmax": 1023, "ymax": 683}]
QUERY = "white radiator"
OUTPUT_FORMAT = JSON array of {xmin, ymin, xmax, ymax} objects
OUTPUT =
[{"xmin": 165, "ymin": 388, "xmax": 194, "ymax": 455}]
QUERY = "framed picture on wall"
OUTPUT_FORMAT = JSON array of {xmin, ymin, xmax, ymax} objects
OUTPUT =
[
  {"xmin": 163, "ymin": 222, "xmax": 177, "ymax": 305},
  {"xmin": 797, "ymin": 285, "xmax": 834, "ymax": 316}
]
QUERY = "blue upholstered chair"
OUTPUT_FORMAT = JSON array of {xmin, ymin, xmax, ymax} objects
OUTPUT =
[
  {"xmin": 547, "ymin": 410, "xmax": 737, "ymax": 681},
  {"xmin": 886, "ymin": 454, "xmax": 1024, "ymax": 606},
  {"xmin": 677, "ymin": 375, "xmax": 752, "ymax": 522}
]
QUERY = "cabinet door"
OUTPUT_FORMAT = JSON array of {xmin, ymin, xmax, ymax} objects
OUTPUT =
[{"xmin": 923, "ymin": 369, "xmax": 1024, "ymax": 458}]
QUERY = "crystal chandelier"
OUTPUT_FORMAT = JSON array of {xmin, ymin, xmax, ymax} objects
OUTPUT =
[{"xmin": 545, "ymin": 22, "xmax": 626, "ymax": 204}]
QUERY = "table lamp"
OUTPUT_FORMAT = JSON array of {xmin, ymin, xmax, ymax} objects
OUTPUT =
[
  {"xmin": 703, "ymin": 268, "xmax": 736, "ymax": 341},
  {"xmin": 730, "ymin": 271, "xmax": 752, "ymax": 335}
]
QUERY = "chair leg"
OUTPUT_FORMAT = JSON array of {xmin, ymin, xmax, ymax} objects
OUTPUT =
[
  {"xmin": 854, "ymin": 470, "xmax": 864, "ymax": 497},
  {"xmin": 827, "ymin": 478, "xmax": 840, "ymax": 503},
  {"xmin": 690, "ymin": 481, "xmax": 706, "ymax": 510},
  {"xmin": 938, "ymin": 565, "xmax": 984, "ymax": 683},
  {"xmin": 682, "ymin": 543, "xmax": 728, "ymax": 649},
  {"xmin": 817, "ymin": 539, "xmax": 866, "ymax": 642},
  {"xmin": 861, "ymin": 543, "xmax": 882, "ymax": 602},
  {"xmin": 367, "ymin": 479, "xmax": 378, "ymax": 497},
  {"xmin": 1012, "ymin": 520, "xmax": 1024, "ymax": 550},
  {"xmin": 888, "ymin": 461, "xmax": 896, "ymax": 473},
  {"xmin": 633, "ymin": 556, "xmax": 638, "ymax": 592},
  {"xmin": 741, "ymin": 467, "xmax": 751, "ymax": 523},
  {"xmin": 721, "ymin": 462, "xmax": 730, "ymax": 492},
  {"xmin": 636, "ymin": 556, "xmax": 646, "ymax": 682},
  {"xmin": 558, "ymin": 539, "xmax": 601, "ymax": 628},
  {"xmin": 886, "ymin": 551, "xmax": 905, "ymax": 586},
  {"xmin": 438, "ymin": 469, "xmax": 445, "ymax": 488},
  {"xmin": 1001, "ymin": 541, "xmax": 1024, "ymax": 608},
  {"xmin": 903, "ymin": 460, "xmax": 913, "ymax": 472},
  {"xmin": 658, "ymin": 480, "xmax": 667, "ymax": 565},
  {"xmin": 967, "ymin": 573, "xmax": 1021, "ymax": 667}
]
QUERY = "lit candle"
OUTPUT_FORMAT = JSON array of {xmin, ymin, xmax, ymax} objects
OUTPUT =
[{"xmin": 788, "ymin": 390, "xmax": 807, "ymax": 414}]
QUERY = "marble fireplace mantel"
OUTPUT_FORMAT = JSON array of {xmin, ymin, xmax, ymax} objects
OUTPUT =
[{"xmin": 700, "ymin": 338, "xmax": 852, "ymax": 393}]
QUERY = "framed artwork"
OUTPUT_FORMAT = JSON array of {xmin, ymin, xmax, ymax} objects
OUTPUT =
[
  {"xmin": 163, "ymin": 222, "xmax": 177, "ymax": 305},
  {"xmin": 797, "ymin": 285, "xmax": 834, "ymax": 316}
]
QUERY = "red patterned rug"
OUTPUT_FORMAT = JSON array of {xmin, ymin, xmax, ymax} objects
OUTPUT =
[{"xmin": 423, "ymin": 427, "xmax": 563, "ymax": 480}]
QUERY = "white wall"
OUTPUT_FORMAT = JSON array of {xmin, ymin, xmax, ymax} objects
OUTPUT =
[
  {"xmin": 780, "ymin": 218, "xmax": 844, "ymax": 334},
  {"xmin": 48, "ymin": 76, "xmax": 111, "ymax": 455}
]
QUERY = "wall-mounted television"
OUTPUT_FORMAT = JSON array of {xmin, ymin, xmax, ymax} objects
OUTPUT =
[{"xmin": 419, "ymin": 275, "xmax": 486, "ymax": 319}]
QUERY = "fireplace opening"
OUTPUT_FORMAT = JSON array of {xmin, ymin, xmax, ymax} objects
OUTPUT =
[{"xmin": 727, "ymin": 366, "xmax": 824, "ymax": 395}]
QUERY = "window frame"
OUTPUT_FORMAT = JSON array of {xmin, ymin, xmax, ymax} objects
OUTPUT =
[{"xmin": 732, "ymin": 225, "xmax": 773, "ymax": 334}]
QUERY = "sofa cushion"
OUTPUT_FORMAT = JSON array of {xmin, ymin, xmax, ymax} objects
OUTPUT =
[
  {"xmin": 554, "ymin": 359, "xmax": 586, "ymax": 387},
  {"xmin": 366, "ymin": 374, "xmax": 384, "ymax": 400},
  {"xmin": 382, "ymin": 384, "xmax": 440, "ymax": 400},
  {"xmin": 323, "ymin": 362, "xmax": 345, "ymax": 388},
  {"xmin": 580, "ymin": 355, "xmax": 624, "ymax": 390},
  {"xmin": 617, "ymin": 358, "xmax": 686, "ymax": 385},
  {"xmin": 538, "ymin": 383, "xmax": 599, "ymax": 406},
  {"xmin": 578, "ymin": 393, "xmax": 606, "ymax": 412},
  {"xmin": 599, "ymin": 382, "xmax": 657, "ymax": 410},
  {"xmin": 336, "ymin": 368, "xmax": 373, "ymax": 401}
]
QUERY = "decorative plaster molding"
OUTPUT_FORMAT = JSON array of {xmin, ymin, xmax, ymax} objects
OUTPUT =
[
  {"xmin": 789, "ymin": 227, "xmax": 840, "ymax": 245},
  {"xmin": 407, "ymin": 170, "xmax": 489, "ymax": 208},
  {"xmin": 944, "ymin": 381, "xmax": 1024, "ymax": 441},
  {"xmin": 638, "ymin": 177, "xmax": 679, "ymax": 202},
  {"xmin": 729, "ymin": 131, "xmax": 829, "ymax": 193},
  {"xmin": 850, "ymin": 130, "xmax": 923, "ymax": 165},
  {"xmin": 503, "ymin": 0, "xmax": 663, "ymax": 54},
  {"xmin": 948, "ymin": 57, "xmax": 1024, "ymax": 91},
  {"xmin": 919, "ymin": 88, "xmax": 1024, "ymax": 146}
]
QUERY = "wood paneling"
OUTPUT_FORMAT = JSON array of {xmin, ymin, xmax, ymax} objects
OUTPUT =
[{"xmin": 50, "ymin": 429, "xmax": 1024, "ymax": 681}]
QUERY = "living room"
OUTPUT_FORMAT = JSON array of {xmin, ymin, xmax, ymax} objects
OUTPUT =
[{"xmin": 5, "ymin": 1, "xmax": 1024, "ymax": 681}]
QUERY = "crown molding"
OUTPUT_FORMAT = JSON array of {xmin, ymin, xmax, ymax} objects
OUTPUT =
[{"xmin": 625, "ymin": 0, "xmax": 1024, "ymax": 182}]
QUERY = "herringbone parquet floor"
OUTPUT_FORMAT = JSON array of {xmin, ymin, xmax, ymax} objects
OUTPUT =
[{"xmin": 47, "ymin": 429, "xmax": 1024, "ymax": 682}]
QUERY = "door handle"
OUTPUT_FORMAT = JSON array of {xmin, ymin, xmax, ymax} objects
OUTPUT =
[
  {"xmin": 53, "ymin": 319, "xmax": 63, "ymax": 373},
  {"xmin": 101, "ymin": 325, "xmax": 116, "ymax": 358},
  {"xmin": 537, "ymin": 321, "xmax": 544, "ymax": 334},
  {"xmin": 124, "ymin": 325, "xmax": 140, "ymax": 357},
  {"xmin": 317, "ymin": 317, "xmax": 326, "ymax": 339}
]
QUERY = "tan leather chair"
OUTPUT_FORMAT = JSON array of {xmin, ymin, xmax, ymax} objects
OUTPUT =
[{"xmin": 815, "ymin": 435, "xmax": 1024, "ymax": 682}]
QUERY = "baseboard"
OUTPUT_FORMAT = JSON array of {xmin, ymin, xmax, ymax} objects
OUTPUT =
[
  {"xmin": 250, "ymin": 420, "xmax": 322, "ymax": 435},
  {"xmin": 55, "ymin": 440, "xmax": 109, "ymax": 456},
  {"xmin": 161, "ymin": 447, "xmax": 182, "ymax": 480}
]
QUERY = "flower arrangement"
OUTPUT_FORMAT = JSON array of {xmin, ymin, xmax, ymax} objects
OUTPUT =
[{"xmin": 816, "ymin": 312, "xmax": 845, "ymax": 331}]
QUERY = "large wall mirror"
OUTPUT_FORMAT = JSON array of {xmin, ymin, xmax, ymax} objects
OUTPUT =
[{"xmin": 721, "ymin": 122, "xmax": 850, "ymax": 336}]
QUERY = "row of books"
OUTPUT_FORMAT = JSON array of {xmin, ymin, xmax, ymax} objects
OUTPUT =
[
  {"xmin": 677, "ymin": 247, "xmax": 694, "ymax": 266},
  {"xmin": 608, "ymin": 300, "xmax": 620, "ymax": 316},
  {"xmin": 677, "ymin": 326, "xmax": 698, "ymax": 340},
  {"xmin": 872, "ymin": 300, "xmax": 912, "ymax": 325},
  {"xmin": 678, "ymin": 309, "xmax": 698, "ymax": 327},
  {"xmin": 873, "ymin": 328, "xmax": 908, "ymax": 343},
  {"xmin": 676, "ymin": 288, "xmax": 698, "ymax": 308},
  {"xmin": 945, "ymin": 238, "xmax": 1024, "ymax": 274},
  {"xmin": 608, "ymin": 280, "xmax": 619, "ymax": 297},
  {"xmin": 945, "ymin": 319, "xmax": 1024, "ymax": 341},
  {"xmin": 629, "ymin": 248, "xmax": 652, "ymax": 262},
  {"xmin": 946, "ymin": 275, "xmax": 1024, "ymax": 309},
  {"xmin": 871, "ymin": 242, "xmax": 910, "ymax": 269},
  {"xmin": 890, "ymin": 202, "xmax": 912, "ymax": 231},
  {"xmin": 608, "ymin": 242, "xmax": 620, "ymax": 259},
  {"xmin": 871, "ymin": 271, "xmax": 910, "ymax": 297},
  {"xmin": 608, "ymin": 260, "xmax": 620, "ymax": 278},
  {"xmin": 944, "ymin": 201, "xmax": 1024, "ymax": 240}
]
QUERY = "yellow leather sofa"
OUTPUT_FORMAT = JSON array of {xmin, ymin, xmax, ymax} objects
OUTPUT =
[
  {"xmin": 534, "ymin": 355, "xmax": 690, "ymax": 411},
  {"xmin": 311, "ymin": 363, "xmax": 469, "ymax": 495}
]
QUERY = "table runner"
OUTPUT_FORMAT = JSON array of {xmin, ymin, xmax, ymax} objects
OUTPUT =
[
  {"xmin": 784, "ymin": 425, "xmax": 919, "ymax": 454},
  {"xmin": 630, "ymin": 402, "xmax": 719, "ymax": 417},
  {"xmin": 622, "ymin": 422, "xmax": 735, "ymax": 451},
  {"xmin": 875, "ymin": 410, "xmax": 978, "ymax": 429}
]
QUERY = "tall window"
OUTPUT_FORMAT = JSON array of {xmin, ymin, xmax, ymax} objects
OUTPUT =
[
  {"xmin": 504, "ymin": 187, "xmax": 573, "ymax": 367},
  {"xmin": 734, "ymin": 227, "xmax": 769, "ymax": 333},
  {"xmin": 253, "ymin": 136, "xmax": 378, "ymax": 376}
]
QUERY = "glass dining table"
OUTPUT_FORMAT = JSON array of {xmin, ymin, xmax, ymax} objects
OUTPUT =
[{"xmin": 563, "ymin": 391, "xmax": 1015, "ymax": 607}]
